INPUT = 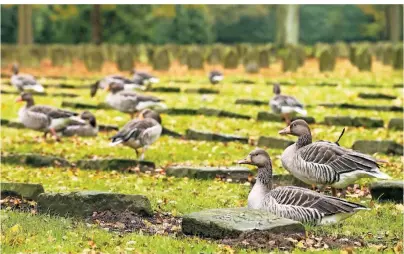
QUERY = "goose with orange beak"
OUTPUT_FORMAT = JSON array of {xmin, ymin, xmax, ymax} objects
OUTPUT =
[{"xmin": 278, "ymin": 119, "xmax": 391, "ymax": 196}]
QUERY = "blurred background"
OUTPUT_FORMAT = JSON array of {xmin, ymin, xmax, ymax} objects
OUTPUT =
[{"xmin": 2, "ymin": 4, "xmax": 403, "ymax": 45}]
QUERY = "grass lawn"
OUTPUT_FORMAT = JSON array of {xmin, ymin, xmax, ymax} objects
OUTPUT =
[{"xmin": 1, "ymin": 60, "xmax": 403, "ymax": 253}]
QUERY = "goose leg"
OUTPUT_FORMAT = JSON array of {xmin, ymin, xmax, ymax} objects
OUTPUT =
[
  {"xmin": 130, "ymin": 113, "xmax": 134, "ymax": 119},
  {"xmin": 135, "ymin": 149, "xmax": 139, "ymax": 158},
  {"xmin": 340, "ymin": 188, "xmax": 347, "ymax": 198},
  {"xmin": 43, "ymin": 132, "xmax": 48, "ymax": 139},
  {"xmin": 331, "ymin": 187, "xmax": 337, "ymax": 197},
  {"xmin": 139, "ymin": 147, "xmax": 147, "ymax": 161},
  {"xmin": 49, "ymin": 128, "xmax": 61, "ymax": 142},
  {"xmin": 282, "ymin": 113, "xmax": 291, "ymax": 125}
]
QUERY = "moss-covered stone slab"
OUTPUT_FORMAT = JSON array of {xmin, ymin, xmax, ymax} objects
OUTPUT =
[
  {"xmin": 162, "ymin": 127, "xmax": 183, "ymax": 138},
  {"xmin": 37, "ymin": 191, "xmax": 153, "ymax": 218},
  {"xmin": 257, "ymin": 136, "xmax": 294, "ymax": 150},
  {"xmin": 232, "ymin": 79, "xmax": 255, "ymax": 85},
  {"xmin": 186, "ymin": 129, "xmax": 248, "ymax": 144},
  {"xmin": 184, "ymin": 88, "xmax": 219, "ymax": 94},
  {"xmin": 198, "ymin": 108, "xmax": 251, "ymax": 120},
  {"xmin": 1, "ymin": 153, "xmax": 71, "ymax": 167},
  {"xmin": 352, "ymin": 140, "xmax": 403, "ymax": 155},
  {"xmin": 182, "ymin": 208, "xmax": 304, "ymax": 239},
  {"xmin": 98, "ymin": 124, "xmax": 119, "ymax": 132},
  {"xmin": 323, "ymin": 116, "xmax": 384, "ymax": 128},
  {"xmin": 319, "ymin": 103, "xmax": 402, "ymax": 112},
  {"xmin": 1, "ymin": 182, "xmax": 45, "ymax": 200},
  {"xmin": 164, "ymin": 108, "xmax": 199, "ymax": 116},
  {"xmin": 1, "ymin": 90, "xmax": 78, "ymax": 98},
  {"xmin": 165, "ymin": 166, "xmax": 251, "ymax": 181},
  {"xmin": 388, "ymin": 118, "xmax": 403, "ymax": 131},
  {"xmin": 76, "ymin": 159, "xmax": 155, "ymax": 172},
  {"xmin": 358, "ymin": 93, "xmax": 396, "ymax": 100},
  {"xmin": 43, "ymin": 83, "xmax": 92, "ymax": 89},
  {"xmin": 257, "ymin": 112, "xmax": 315, "ymax": 124},
  {"xmin": 61, "ymin": 101, "xmax": 112, "ymax": 110},
  {"xmin": 1, "ymin": 119, "xmax": 25, "ymax": 129},
  {"xmin": 148, "ymin": 87, "xmax": 181, "ymax": 93},
  {"xmin": 370, "ymin": 180, "xmax": 403, "ymax": 203},
  {"xmin": 235, "ymin": 99, "xmax": 267, "ymax": 106}
]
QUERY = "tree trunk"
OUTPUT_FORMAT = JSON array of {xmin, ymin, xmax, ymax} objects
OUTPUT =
[
  {"xmin": 91, "ymin": 5, "xmax": 102, "ymax": 45},
  {"xmin": 18, "ymin": 5, "xmax": 33, "ymax": 45},
  {"xmin": 385, "ymin": 5, "xmax": 403, "ymax": 42},
  {"xmin": 276, "ymin": 5, "xmax": 300, "ymax": 47}
]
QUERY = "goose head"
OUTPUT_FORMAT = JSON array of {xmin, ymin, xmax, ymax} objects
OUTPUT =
[
  {"xmin": 80, "ymin": 111, "xmax": 97, "ymax": 127},
  {"xmin": 278, "ymin": 119, "xmax": 311, "ymax": 137},
  {"xmin": 105, "ymin": 82, "xmax": 124, "ymax": 94},
  {"xmin": 273, "ymin": 83, "xmax": 281, "ymax": 95},
  {"xmin": 137, "ymin": 109, "xmax": 162, "ymax": 124},
  {"xmin": 238, "ymin": 148, "xmax": 271, "ymax": 168},
  {"xmin": 12, "ymin": 63, "xmax": 19, "ymax": 75},
  {"xmin": 15, "ymin": 92, "xmax": 34, "ymax": 105},
  {"xmin": 90, "ymin": 81, "xmax": 100, "ymax": 97}
]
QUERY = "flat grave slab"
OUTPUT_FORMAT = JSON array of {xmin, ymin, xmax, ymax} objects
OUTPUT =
[
  {"xmin": 257, "ymin": 112, "xmax": 315, "ymax": 124},
  {"xmin": 1, "ymin": 182, "xmax": 45, "ymax": 200},
  {"xmin": 352, "ymin": 140, "xmax": 403, "ymax": 155},
  {"xmin": 184, "ymin": 88, "xmax": 219, "ymax": 94},
  {"xmin": 319, "ymin": 103, "xmax": 402, "ymax": 112},
  {"xmin": 148, "ymin": 86, "xmax": 181, "ymax": 93},
  {"xmin": 235, "ymin": 99, "xmax": 267, "ymax": 106},
  {"xmin": 162, "ymin": 127, "xmax": 183, "ymax": 138},
  {"xmin": 165, "ymin": 166, "xmax": 252, "ymax": 181},
  {"xmin": 388, "ymin": 118, "xmax": 403, "ymax": 130},
  {"xmin": 258, "ymin": 136, "xmax": 294, "ymax": 150},
  {"xmin": 358, "ymin": 93, "xmax": 396, "ymax": 100},
  {"xmin": 186, "ymin": 129, "xmax": 248, "ymax": 144},
  {"xmin": 76, "ymin": 158, "xmax": 155, "ymax": 172},
  {"xmin": 182, "ymin": 208, "xmax": 304, "ymax": 239},
  {"xmin": 198, "ymin": 107, "xmax": 251, "ymax": 120},
  {"xmin": 1, "ymin": 153, "xmax": 71, "ymax": 167},
  {"xmin": 323, "ymin": 116, "xmax": 384, "ymax": 128},
  {"xmin": 370, "ymin": 180, "xmax": 404, "ymax": 203}
]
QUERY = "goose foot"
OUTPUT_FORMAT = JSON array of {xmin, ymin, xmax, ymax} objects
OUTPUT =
[
  {"xmin": 331, "ymin": 187, "xmax": 337, "ymax": 197},
  {"xmin": 49, "ymin": 128, "xmax": 61, "ymax": 142}
]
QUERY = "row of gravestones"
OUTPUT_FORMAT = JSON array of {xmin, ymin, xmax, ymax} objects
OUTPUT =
[{"xmin": 1, "ymin": 42, "xmax": 402, "ymax": 73}]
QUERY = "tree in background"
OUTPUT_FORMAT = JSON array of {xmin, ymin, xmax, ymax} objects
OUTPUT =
[
  {"xmin": 384, "ymin": 5, "xmax": 403, "ymax": 42},
  {"xmin": 276, "ymin": 5, "xmax": 300, "ymax": 47},
  {"xmin": 18, "ymin": 5, "xmax": 33, "ymax": 45},
  {"xmin": 91, "ymin": 5, "xmax": 102, "ymax": 45}
]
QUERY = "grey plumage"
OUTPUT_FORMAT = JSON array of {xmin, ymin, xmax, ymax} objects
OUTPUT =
[
  {"xmin": 238, "ymin": 148, "xmax": 367, "ymax": 225},
  {"xmin": 11, "ymin": 64, "xmax": 45, "ymax": 93},
  {"xmin": 132, "ymin": 69, "xmax": 159, "ymax": 85},
  {"xmin": 279, "ymin": 120, "xmax": 391, "ymax": 189},
  {"xmin": 209, "ymin": 70, "xmax": 223, "ymax": 85},
  {"xmin": 269, "ymin": 83, "xmax": 306, "ymax": 116},
  {"xmin": 60, "ymin": 111, "xmax": 98, "ymax": 137},
  {"xmin": 90, "ymin": 74, "xmax": 145, "ymax": 97}
]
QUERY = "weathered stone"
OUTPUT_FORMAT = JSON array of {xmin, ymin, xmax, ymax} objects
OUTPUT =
[
  {"xmin": 149, "ymin": 87, "xmax": 181, "ymax": 93},
  {"xmin": 324, "ymin": 116, "xmax": 383, "ymax": 128},
  {"xmin": 51, "ymin": 46, "xmax": 72, "ymax": 67},
  {"xmin": 84, "ymin": 46, "xmax": 104, "ymax": 71},
  {"xmin": 161, "ymin": 127, "xmax": 183, "ymax": 138},
  {"xmin": 76, "ymin": 159, "xmax": 155, "ymax": 172},
  {"xmin": 38, "ymin": 191, "xmax": 152, "ymax": 218},
  {"xmin": 257, "ymin": 136, "xmax": 294, "ymax": 150},
  {"xmin": 235, "ymin": 99, "xmax": 267, "ymax": 106},
  {"xmin": 1, "ymin": 119, "xmax": 25, "ymax": 129},
  {"xmin": 184, "ymin": 88, "xmax": 219, "ymax": 94},
  {"xmin": 257, "ymin": 112, "xmax": 315, "ymax": 124},
  {"xmin": 388, "ymin": 118, "xmax": 403, "ymax": 131},
  {"xmin": 258, "ymin": 48, "xmax": 270, "ymax": 68},
  {"xmin": 333, "ymin": 41, "xmax": 350, "ymax": 58},
  {"xmin": 393, "ymin": 45, "xmax": 403, "ymax": 70},
  {"xmin": 282, "ymin": 47, "xmax": 299, "ymax": 72},
  {"xmin": 198, "ymin": 108, "xmax": 250, "ymax": 120},
  {"xmin": 61, "ymin": 101, "xmax": 111, "ymax": 110},
  {"xmin": 358, "ymin": 93, "xmax": 396, "ymax": 100},
  {"xmin": 165, "ymin": 166, "xmax": 251, "ymax": 181},
  {"xmin": 355, "ymin": 46, "xmax": 372, "ymax": 71},
  {"xmin": 243, "ymin": 49, "xmax": 260, "ymax": 73},
  {"xmin": 1, "ymin": 90, "xmax": 78, "ymax": 98},
  {"xmin": 98, "ymin": 124, "xmax": 119, "ymax": 132},
  {"xmin": 319, "ymin": 47, "xmax": 336, "ymax": 72},
  {"xmin": 186, "ymin": 47, "xmax": 204, "ymax": 70},
  {"xmin": 319, "ymin": 103, "xmax": 402, "ymax": 112},
  {"xmin": 352, "ymin": 140, "xmax": 403, "ymax": 155},
  {"xmin": 349, "ymin": 44, "xmax": 358, "ymax": 66},
  {"xmin": 164, "ymin": 108, "xmax": 198, "ymax": 116},
  {"xmin": 182, "ymin": 208, "xmax": 304, "ymax": 239},
  {"xmin": 152, "ymin": 47, "xmax": 171, "ymax": 71},
  {"xmin": 223, "ymin": 48, "xmax": 239, "ymax": 69},
  {"xmin": 312, "ymin": 82, "xmax": 338, "ymax": 87},
  {"xmin": 382, "ymin": 44, "xmax": 394, "ymax": 66},
  {"xmin": 232, "ymin": 80, "xmax": 256, "ymax": 85},
  {"xmin": 116, "ymin": 46, "xmax": 134, "ymax": 71},
  {"xmin": 1, "ymin": 153, "xmax": 71, "ymax": 167},
  {"xmin": 207, "ymin": 45, "xmax": 224, "ymax": 65},
  {"xmin": 370, "ymin": 180, "xmax": 404, "ymax": 203},
  {"xmin": 1, "ymin": 182, "xmax": 45, "ymax": 200},
  {"xmin": 186, "ymin": 129, "xmax": 248, "ymax": 144}
]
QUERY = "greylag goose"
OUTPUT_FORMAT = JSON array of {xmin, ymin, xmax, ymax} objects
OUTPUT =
[
  {"xmin": 105, "ymin": 82, "xmax": 166, "ymax": 119},
  {"xmin": 209, "ymin": 70, "xmax": 224, "ymax": 85},
  {"xmin": 109, "ymin": 109, "xmax": 162, "ymax": 160},
  {"xmin": 16, "ymin": 93, "xmax": 83, "ymax": 141},
  {"xmin": 90, "ymin": 75, "xmax": 145, "ymax": 97},
  {"xmin": 278, "ymin": 120, "xmax": 391, "ymax": 196},
  {"xmin": 132, "ymin": 69, "xmax": 159, "ymax": 85},
  {"xmin": 11, "ymin": 64, "xmax": 45, "ymax": 93},
  {"xmin": 59, "ymin": 111, "xmax": 98, "ymax": 137},
  {"xmin": 136, "ymin": 108, "xmax": 162, "ymax": 124},
  {"xmin": 269, "ymin": 83, "xmax": 306, "ymax": 125},
  {"xmin": 238, "ymin": 148, "xmax": 368, "ymax": 225}
]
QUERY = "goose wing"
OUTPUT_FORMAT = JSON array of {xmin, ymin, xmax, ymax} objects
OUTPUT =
[
  {"xmin": 111, "ymin": 119, "xmax": 157, "ymax": 142},
  {"xmin": 30, "ymin": 105, "xmax": 78, "ymax": 119},
  {"xmin": 272, "ymin": 94, "xmax": 303, "ymax": 108}
]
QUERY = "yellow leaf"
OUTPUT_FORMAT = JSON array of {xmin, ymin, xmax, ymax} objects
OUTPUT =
[
  {"xmin": 394, "ymin": 241, "xmax": 403, "ymax": 254},
  {"xmin": 10, "ymin": 224, "xmax": 21, "ymax": 233}
]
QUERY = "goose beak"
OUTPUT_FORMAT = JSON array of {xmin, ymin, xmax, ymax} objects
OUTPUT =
[
  {"xmin": 237, "ymin": 155, "xmax": 252, "ymax": 165},
  {"xmin": 15, "ymin": 96, "xmax": 22, "ymax": 102},
  {"xmin": 278, "ymin": 125, "xmax": 291, "ymax": 135}
]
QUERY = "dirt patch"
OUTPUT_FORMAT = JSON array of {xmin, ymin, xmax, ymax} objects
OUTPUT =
[
  {"xmin": 88, "ymin": 210, "xmax": 182, "ymax": 236},
  {"xmin": 0, "ymin": 195, "xmax": 37, "ymax": 214}
]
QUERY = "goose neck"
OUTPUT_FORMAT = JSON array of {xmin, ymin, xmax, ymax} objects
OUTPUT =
[
  {"xmin": 256, "ymin": 161, "xmax": 273, "ymax": 190},
  {"xmin": 296, "ymin": 133, "xmax": 312, "ymax": 149}
]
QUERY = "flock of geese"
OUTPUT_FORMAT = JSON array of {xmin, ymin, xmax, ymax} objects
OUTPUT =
[{"xmin": 11, "ymin": 64, "xmax": 391, "ymax": 225}]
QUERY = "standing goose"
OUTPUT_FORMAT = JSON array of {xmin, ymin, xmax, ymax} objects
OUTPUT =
[
  {"xmin": 238, "ymin": 148, "xmax": 368, "ymax": 225},
  {"xmin": 11, "ymin": 64, "xmax": 45, "ymax": 93},
  {"xmin": 131, "ymin": 69, "xmax": 159, "ymax": 85},
  {"xmin": 109, "ymin": 109, "xmax": 162, "ymax": 160},
  {"xmin": 59, "ymin": 111, "xmax": 98, "ymax": 137},
  {"xmin": 16, "ymin": 93, "xmax": 83, "ymax": 141},
  {"xmin": 209, "ymin": 70, "xmax": 224, "ymax": 85},
  {"xmin": 269, "ymin": 83, "xmax": 306, "ymax": 125},
  {"xmin": 278, "ymin": 120, "xmax": 391, "ymax": 196},
  {"xmin": 105, "ymin": 82, "xmax": 166, "ymax": 119},
  {"xmin": 90, "ymin": 75, "xmax": 145, "ymax": 97}
]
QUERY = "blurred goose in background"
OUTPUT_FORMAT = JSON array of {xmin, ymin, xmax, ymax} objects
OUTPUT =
[
  {"xmin": 105, "ymin": 82, "xmax": 166, "ymax": 119},
  {"xmin": 269, "ymin": 83, "xmax": 306, "ymax": 125},
  {"xmin": 278, "ymin": 120, "xmax": 391, "ymax": 196},
  {"xmin": 90, "ymin": 74, "xmax": 146, "ymax": 97},
  {"xmin": 131, "ymin": 69, "xmax": 159, "ymax": 85},
  {"xmin": 209, "ymin": 70, "xmax": 224, "ymax": 85},
  {"xmin": 109, "ymin": 108, "xmax": 162, "ymax": 160},
  {"xmin": 238, "ymin": 148, "xmax": 368, "ymax": 225},
  {"xmin": 59, "ymin": 111, "xmax": 98, "ymax": 137},
  {"xmin": 16, "ymin": 92, "xmax": 83, "ymax": 141},
  {"xmin": 11, "ymin": 64, "xmax": 45, "ymax": 93}
]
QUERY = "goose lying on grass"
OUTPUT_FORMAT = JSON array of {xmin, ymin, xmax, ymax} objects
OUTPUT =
[
  {"xmin": 11, "ymin": 64, "xmax": 45, "ymax": 93},
  {"xmin": 131, "ymin": 69, "xmax": 160, "ymax": 85},
  {"xmin": 110, "ymin": 109, "xmax": 162, "ymax": 160},
  {"xmin": 59, "ymin": 111, "xmax": 98, "ymax": 137},
  {"xmin": 269, "ymin": 83, "xmax": 306, "ymax": 125},
  {"xmin": 90, "ymin": 74, "xmax": 146, "ymax": 97},
  {"xmin": 278, "ymin": 119, "xmax": 391, "ymax": 196},
  {"xmin": 105, "ymin": 82, "xmax": 166, "ymax": 119},
  {"xmin": 16, "ymin": 92, "xmax": 83, "ymax": 141},
  {"xmin": 238, "ymin": 148, "xmax": 368, "ymax": 225}
]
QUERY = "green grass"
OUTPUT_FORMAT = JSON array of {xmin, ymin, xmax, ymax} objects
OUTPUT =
[{"xmin": 1, "ymin": 70, "xmax": 403, "ymax": 253}]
